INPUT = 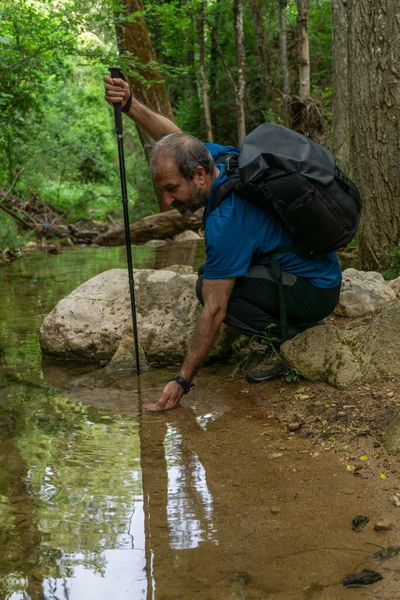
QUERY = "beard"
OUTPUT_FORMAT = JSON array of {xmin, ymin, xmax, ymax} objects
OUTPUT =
[{"xmin": 173, "ymin": 181, "xmax": 209, "ymax": 216}]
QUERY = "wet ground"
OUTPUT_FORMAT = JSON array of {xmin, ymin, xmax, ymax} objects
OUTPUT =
[{"xmin": 0, "ymin": 243, "xmax": 399, "ymax": 599}]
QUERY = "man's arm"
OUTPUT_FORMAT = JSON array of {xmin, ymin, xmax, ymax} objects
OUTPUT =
[
  {"xmin": 103, "ymin": 75, "xmax": 182, "ymax": 141},
  {"xmin": 145, "ymin": 277, "xmax": 236, "ymax": 411}
]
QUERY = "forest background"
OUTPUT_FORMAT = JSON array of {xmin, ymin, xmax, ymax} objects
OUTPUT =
[{"xmin": 0, "ymin": 0, "xmax": 399, "ymax": 273}]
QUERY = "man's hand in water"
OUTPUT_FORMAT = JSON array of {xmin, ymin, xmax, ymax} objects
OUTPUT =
[
  {"xmin": 103, "ymin": 75, "xmax": 131, "ymax": 108},
  {"xmin": 144, "ymin": 380, "xmax": 185, "ymax": 412}
]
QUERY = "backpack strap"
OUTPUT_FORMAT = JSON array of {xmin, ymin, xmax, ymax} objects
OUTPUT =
[
  {"xmin": 268, "ymin": 244, "xmax": 312, "ymax": 342},
  {"xmin": 211, "ymin": 175, "xmax": 240, "ymax": 211},
  {"xmin": 210, "ymin": 154, "xmax": 240, "ymax": 212}
]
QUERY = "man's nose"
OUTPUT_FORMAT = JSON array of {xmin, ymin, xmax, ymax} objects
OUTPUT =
[{"xmin": 163, "ymin": 193, "xmax": 175, "ymax": 207}]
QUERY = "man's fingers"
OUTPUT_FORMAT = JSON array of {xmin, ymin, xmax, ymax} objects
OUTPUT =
[
  {"xmin": 143, "ymin": 402, "xmax": 159, "ymax": 411},
  {"xmin": 106, "ymin": 89, "xmax": 126, "ymax": 97}
]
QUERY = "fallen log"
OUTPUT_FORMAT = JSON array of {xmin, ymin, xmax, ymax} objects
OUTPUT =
[{"xmin": 96, "ymin": 208, "xmax": 203, "ymax": 246}]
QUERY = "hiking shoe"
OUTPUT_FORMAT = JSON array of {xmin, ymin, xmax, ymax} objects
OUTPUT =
[{"xmin": 246, "ymin": 360, "xmax": 286, "ymax": 383}]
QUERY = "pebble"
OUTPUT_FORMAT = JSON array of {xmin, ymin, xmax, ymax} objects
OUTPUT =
[
  {"xmin": 374, "ymin": 519, "xmax": 395, "ymax": 532},
  {"xmin": 288, "ymin": 422, "xmax": 302, "ymax": 431},
  {"xmin": 342, "ymin": 569, "xmax": 383, "ymax": 588},
  {"xmin": 392, "ymin": 495, "xmax": 400, "ymax": 507},
  {"xmin": 271, "ymin": 507, "xmax": 281, "ymax": 515},
  {"xmin": 268, "ymin": 452, "xmax": 283, "ymax": 459},
  {"xmin": 352, "ymin": 515, "xmax": 369, "ymax": 532}
]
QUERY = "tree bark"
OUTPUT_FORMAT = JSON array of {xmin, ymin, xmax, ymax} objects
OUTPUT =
[
  {"xmin": 197, "ymin": 0, "xmax": 214, "ymax": 142},
  {"xmin": 96, "ymin": 209, "xmax": 203, "ymax": 246},
  {"xmin": 248, "ymin": 0, "xmax": 271, "ymax": 104},
  {"xmin": 279, "ymin": 0, "xmax": 290, "ymax": 95},
  {"xmin": 347, "ymin": 0, "xmax": 400, "ymax": 268},
  {"xmin": 296, "ymin": 0, "xmax": 310, "ymax": 98},
  {"xmin": 115, "ymin": 0, "xmax": 176, "ymax": 162},
  {"xmin": 233, "ymin": 0, "xmax": 246, "ymax": 145},
  {"xmin": 331, "ymin": 0, "xmax": 350, "ymax": 168}
]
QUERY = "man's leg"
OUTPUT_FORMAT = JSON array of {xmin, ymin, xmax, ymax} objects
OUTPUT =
[{"xmin": 196, "ymin": 264, "xmax": 341, "ymax": 381}]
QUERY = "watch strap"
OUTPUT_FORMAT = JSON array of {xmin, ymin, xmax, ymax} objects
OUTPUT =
[{"xmin": 172, "ymin": 374, "xmax": 195, "ymax": 394}]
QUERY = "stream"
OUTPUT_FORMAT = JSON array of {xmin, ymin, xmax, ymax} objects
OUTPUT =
[{"xmin": 0, "ymin": 243, "xmax": 396, "ymax": 599}]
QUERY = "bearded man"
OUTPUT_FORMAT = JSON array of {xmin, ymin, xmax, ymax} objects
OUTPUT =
[{"xmin": 104, "ymin": 75, "xmax": 342, "ymax": 411}]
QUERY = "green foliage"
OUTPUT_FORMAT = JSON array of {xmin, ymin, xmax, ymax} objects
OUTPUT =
[
  {"xmin": 382, "ymin": 245, "xmax": 400, "ymax": 281},
  {"xmin": 0, "ymin": 0, "xmax": 336, "ymax": 231},
  {"xmin": 0, "ymin": 212, "xmax": 29, "ymax": 251}
]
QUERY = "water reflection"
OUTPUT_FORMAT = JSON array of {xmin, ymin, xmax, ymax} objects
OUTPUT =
[{"xmin": 164, "ymin": 426, "xmax": 216, "ymax": 550}]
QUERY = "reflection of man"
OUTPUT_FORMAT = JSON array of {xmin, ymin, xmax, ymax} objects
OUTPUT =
[{"xmin": 104, "ymin": 76, "xmax": 342, "ymax": 411}]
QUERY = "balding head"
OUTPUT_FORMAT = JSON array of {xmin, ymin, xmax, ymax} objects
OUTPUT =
[{"xmin": 150, "ymin": 133, "xmax": 215, "ymax": 181}]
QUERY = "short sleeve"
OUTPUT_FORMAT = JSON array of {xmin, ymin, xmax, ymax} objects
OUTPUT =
[
  {"xmin": 204, "ymin": 142, "xmax": 239, "ymax": 162},
  {"xmin": 204, "ymin": 215, "xmax": 257, "ymax": 279}
]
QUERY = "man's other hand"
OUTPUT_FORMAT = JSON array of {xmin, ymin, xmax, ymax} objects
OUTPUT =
[
  {"xmin": 144, "ymin": 381, "xmax": 185, "ymax": 412},
  {"xmin": 103, "ymin": 75, "xmax": 130, "ymax": 109}
]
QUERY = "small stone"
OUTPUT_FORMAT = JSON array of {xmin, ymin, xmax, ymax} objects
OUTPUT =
[
  {"xmin": 288, "ymin": 422, "xmax": 302, "ymax": 431},
  {"xmin": 374, "ymin": 519, "xmax": 395, "ymax": 532},
  {"xmin": 271, "ymin": 507, "xmax": 281, "ymax": 515},
  {"xmin": 299, "ymin": 428, "xmax": 312, "ymax": 437},
  {"xmin": 392, "ymin": 495, "xmax": 400, "ymax": 507},
  {"xmin": 352, "ymin": 515, "xmax": 369, "ymax": 532},
  {"xmin": 236, "ymin": 572, "xmax": 251, "ymax": 586},
  {"xmin": 267, "ymin": 452, "xmax": 283, "ymax": 459},
  {"xmin": 342, "ymin": 569, "xmax": 383, "ymax": 588}
]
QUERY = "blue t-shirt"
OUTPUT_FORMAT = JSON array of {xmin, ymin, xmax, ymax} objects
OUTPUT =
[{"xmin": 203, "ymin": 142, "xmax": 342, "ymax": 288}]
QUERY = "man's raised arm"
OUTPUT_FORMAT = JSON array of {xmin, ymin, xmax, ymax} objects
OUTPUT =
[{"xmin": 103, "ymin": 75, "xmax": 182, "ymax": 141}]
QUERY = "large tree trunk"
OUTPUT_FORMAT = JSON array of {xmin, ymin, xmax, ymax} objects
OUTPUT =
[
  {"xmin": 347, "ymin": 0, "xmax": 400, "ymax": 269},
  {"xmin": 249, "ymin": 0, "xmax": 271, "ymax": 105},
  {"xmin": 296, "ymin": 0, "xmax": 310, "ymax": 98},
  {"xmin": 197, "ymin": 0, "xmax": 214, "ymax": 142},
  {"xmin": 331, "ymin": 0, "xmax": 350, "ymax": 168},
  {"xmin": 279, "ymin": 0, "xmax": 290, "ymax": 96},
  {"xmin": 115, "ymin": 0, "xmax": 176, "ymax": 162},
  {"xmin": 233, "ymin": 0, "xmax": 246, "ymax": 145}
]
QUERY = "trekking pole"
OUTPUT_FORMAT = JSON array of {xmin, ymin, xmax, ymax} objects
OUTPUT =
[{"xmin": 109, "ymin": 66, "xmax": 141, "ymax": 375}]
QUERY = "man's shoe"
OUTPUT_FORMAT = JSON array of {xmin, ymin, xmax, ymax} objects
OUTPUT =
[{"xmin": 246, "ymin": 359, "xmax": 286, "ymax": 383}]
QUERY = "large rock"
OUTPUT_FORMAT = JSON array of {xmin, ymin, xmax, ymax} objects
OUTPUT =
[
  {"xmin": 40, "ymin": 267, "xmax": 236, "ymax": 365},
  {"xmin": 335, "ymin": 268, "xmax": 396, "ymax": 317},
  {"xmin": 281, "ymin": 299, "xmax": 400, "ymax": 388}
]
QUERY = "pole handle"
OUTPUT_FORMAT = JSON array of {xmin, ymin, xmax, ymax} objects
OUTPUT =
[{"xmin": 109, "ymin": 66, "xmax": 123, "ymax": 134}]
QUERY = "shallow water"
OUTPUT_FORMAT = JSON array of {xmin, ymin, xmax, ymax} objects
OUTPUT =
[{"xmin": 0, "ymin": 244, "xmax": 397, "ymax": 599}]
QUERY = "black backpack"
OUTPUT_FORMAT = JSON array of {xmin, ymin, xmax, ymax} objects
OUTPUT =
[{"xmin": 212, "ymin": 123, "xmax": 363, "ymax": 257}]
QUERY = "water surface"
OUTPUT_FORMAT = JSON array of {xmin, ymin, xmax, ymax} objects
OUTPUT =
[{"xmin": 0, "ymin": 243, "xmax": 395, "ymax": 599}]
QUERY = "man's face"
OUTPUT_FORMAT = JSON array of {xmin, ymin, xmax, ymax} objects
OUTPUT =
[{"xmin": 155, "ymin": 162, "xmax": 209, "ymax": 215}]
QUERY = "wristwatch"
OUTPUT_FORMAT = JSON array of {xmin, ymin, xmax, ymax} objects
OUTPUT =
[{"xmin": 172, "ymin": 374, "xmax": 195, "ymax": 394}]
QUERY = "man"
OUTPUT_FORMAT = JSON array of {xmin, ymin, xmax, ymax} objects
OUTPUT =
[{"xmin": 104, "ymin": 75, "xmax": 342, "ymax": 411}]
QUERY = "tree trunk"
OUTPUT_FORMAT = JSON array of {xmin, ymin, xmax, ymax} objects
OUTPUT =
[
  {"xmin": 296, "ymin": 0, "xmax": 310, "ymax": 98},
  {"xmin": 209, "ymin": 12, "xmax": 219, "ymax": 138},
  {"xmin": 96, "ymin": 209, "xmax": 203, "ymax": 246},
  {"xmin": 331, "ymin": 0, "xmax": 350, "ymax": 168},
  {"xmin": 279, "ymin": 0, "xmax": 290, "ymax": 95},
  {"xmin": 248, "ymin": 0, "xmax": 271, "ymax": 104},
  {"xmin": 347, "ymin": 0, "xmax": 400, "ymax": 269},
  {"xmin": 233, "ymin": 0, "xmax": 246, "ymax": 145},
  {"xmin": 197, "ymin": 0, "xmax": 214, "ymax": 142},
  {"xmin": 115, "ymin": 0, "xmax": 176, "ymax": 162}
]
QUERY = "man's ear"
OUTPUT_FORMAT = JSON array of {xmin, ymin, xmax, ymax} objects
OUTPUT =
[{"xmin": 193, "ymin": 166, "xmax": 207, "ymax": 185}]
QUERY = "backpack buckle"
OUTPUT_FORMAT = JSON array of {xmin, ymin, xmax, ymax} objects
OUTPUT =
[
  {"xmin": 225, "ymin": 154, "xmax": 238, "ymax": 174},
  {"xmin": 335, "ymin": 167, "xmax": 350, "ymax": 187}
]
